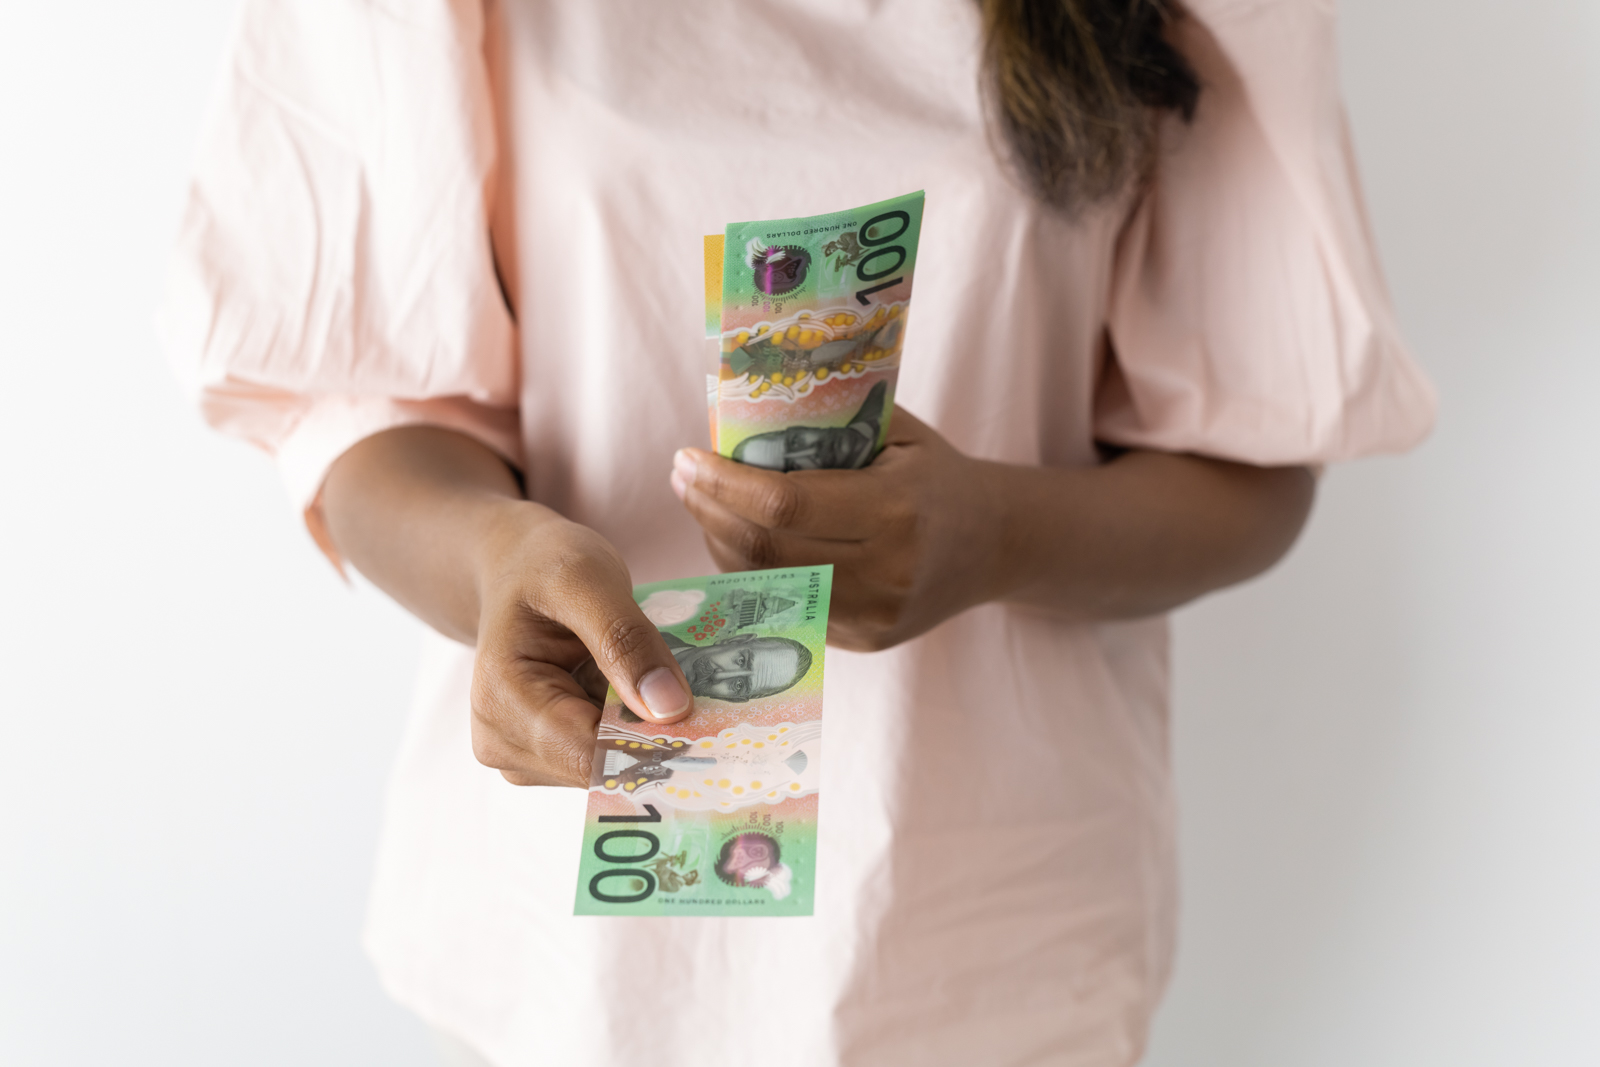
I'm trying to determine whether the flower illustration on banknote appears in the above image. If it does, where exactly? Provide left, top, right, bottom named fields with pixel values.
left=639, top=588, right=706, bottom=626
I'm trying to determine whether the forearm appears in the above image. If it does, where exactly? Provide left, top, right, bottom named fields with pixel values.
left=986, top=450, right=1316, bottom=620
left=320, top=426, right=556, bottom=645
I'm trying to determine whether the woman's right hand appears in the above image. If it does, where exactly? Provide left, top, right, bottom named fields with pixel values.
left=468, top=510, right=694, bottom=787
left=321, top=426, right=693, bottom=789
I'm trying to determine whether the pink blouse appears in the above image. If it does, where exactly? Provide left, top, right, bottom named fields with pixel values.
left=160, top=1, right=1433, bottom=1063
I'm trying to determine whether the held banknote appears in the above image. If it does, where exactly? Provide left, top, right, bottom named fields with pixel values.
left=574, top=566, right=833, bottom=917
left=704, top=191, right=924, bottom=469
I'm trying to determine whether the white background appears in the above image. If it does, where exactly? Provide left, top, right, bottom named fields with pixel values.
left=1, top=2, right=1595, bottom=1064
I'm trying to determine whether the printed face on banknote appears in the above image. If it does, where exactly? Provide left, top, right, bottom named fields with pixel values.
left=731, top=421, right=874, bottom=470
left=729, top=379, right=888, bottom=471
left=670, top=632, right=812, bottom=702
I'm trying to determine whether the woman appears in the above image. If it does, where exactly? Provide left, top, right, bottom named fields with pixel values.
left=160, top=0, right=1434, bottom=1063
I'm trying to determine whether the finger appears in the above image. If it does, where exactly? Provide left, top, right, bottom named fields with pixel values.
left=682, top=476, right=864, bottom=569
left=534, top=555, right=695, bottom=726
left=471, top=655, right=603, bottom=787
left=571, top=658, right=609, bottom=706
left=700, top=529, right=866, bottom=579
left=700, top=531, right=908, bottom=652
left=673, top=448, right=890, bottom=540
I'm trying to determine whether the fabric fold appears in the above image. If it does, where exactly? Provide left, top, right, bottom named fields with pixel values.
left=1099, top=0, right=1436, bottom=464
left=157, top=0, right=517, bottom=555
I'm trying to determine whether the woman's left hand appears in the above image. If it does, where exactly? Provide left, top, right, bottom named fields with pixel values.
left=670, top=409, right=1004, bottom=652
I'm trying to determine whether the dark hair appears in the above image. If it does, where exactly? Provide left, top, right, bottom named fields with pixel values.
left=978, top=0, right=1200, bottom=211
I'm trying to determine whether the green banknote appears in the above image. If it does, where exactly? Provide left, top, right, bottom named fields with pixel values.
left=704, top=191, right=925, bottom=468
left=575, top=566, right=833, bottom=917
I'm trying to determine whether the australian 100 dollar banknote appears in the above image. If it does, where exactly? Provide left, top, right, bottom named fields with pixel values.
left=704, top=191, right=924, bottom=469
left=575, top=566, right=833, bottom=917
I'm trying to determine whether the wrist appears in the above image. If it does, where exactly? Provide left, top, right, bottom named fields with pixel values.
left=470, top=496, right=567, bottom=610
left=968, top=458, right=1032, bottom=606
left=980, top=460, right=1092, bottom=610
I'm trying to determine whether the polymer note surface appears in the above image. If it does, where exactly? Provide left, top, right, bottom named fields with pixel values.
left=705, top=191, right=924, bottom=469
left=575, top=566, right=833, bottom=917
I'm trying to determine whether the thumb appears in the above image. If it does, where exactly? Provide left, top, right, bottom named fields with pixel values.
left=566, top=589, right=695, bottom=725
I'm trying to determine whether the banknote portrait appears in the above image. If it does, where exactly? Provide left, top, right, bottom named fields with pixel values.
left=667, top=631, right=812, bottom=702
left=619, top=631, right=813, bottom=723
left=731, top=379, right=888, bottom=471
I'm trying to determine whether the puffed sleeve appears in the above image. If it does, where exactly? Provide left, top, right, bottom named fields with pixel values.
left=157, top=0, right=518, bottom=563
left=1098, top=0, right=1436, bottom=464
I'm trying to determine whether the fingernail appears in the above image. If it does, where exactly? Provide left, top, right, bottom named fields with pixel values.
left=673, top=449, right=698, bottom=489
left=669, top=467, right=687, bottom=500
left=639, top=668, right=691, bottom=721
